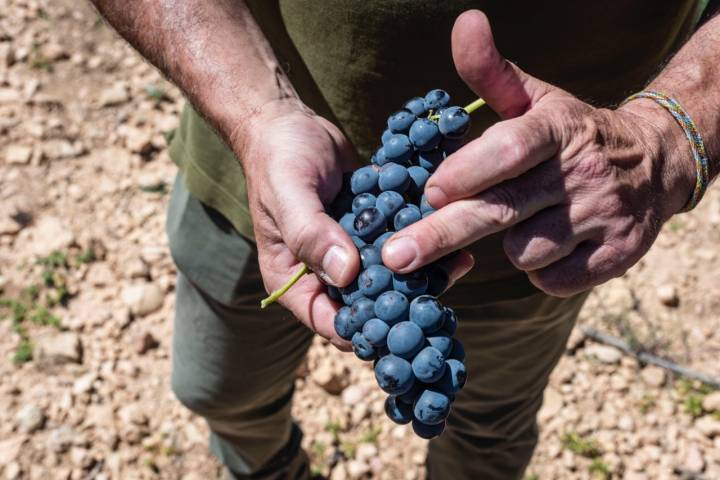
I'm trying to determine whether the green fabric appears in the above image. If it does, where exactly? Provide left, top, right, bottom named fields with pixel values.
left=167, top=0, right=704, bottom=282
left=166, top=174, right=588, bottom=479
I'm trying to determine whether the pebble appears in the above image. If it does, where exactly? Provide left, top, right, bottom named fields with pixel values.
left=695, top=416, right=720, bottom=438
left=136, top=331, right=159, bottom=354
left=656, top=285, right=679, bottom=307
left=346, top=460, right=370, bottom=479
left=342, top=385, right=369, bottom=406
left=585, top=344, right=623, bottom=364
left=702, top=391, right=720, bottom=412
left=311, top=363, right=347, bottom=395
left=119, top=404, right=149, bottom=426
left=4, top=461, right=21, bottom=480
left=121, top=282, right=164, bottom=316
left=618, top=414, right=636, bottom=432
left=30, top=216, right=75, bottom=257
left=538, top=387, right=564, bottom=423
left=683, top=444, right=706, bottom=473
left=640, top=366, right=666, bottom=388
left=99, top=82, right=129, bottom=107
left=0, top=437, right=23, bottom=465
left=47, top=426, right=76, bottom=453
left=3, top=145, right=33, bottom=164
left=72, top=373, right=97, bottom=395
left=34, top=331, right=82, bottom=365
left=15, top=404, right=45, bottom=433
left=355, top=443, right=378, bottom=463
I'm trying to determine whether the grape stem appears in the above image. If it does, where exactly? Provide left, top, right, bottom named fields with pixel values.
left=260, top=264, right=310, bottom=309
left=259, top=97, right=486, bottom=308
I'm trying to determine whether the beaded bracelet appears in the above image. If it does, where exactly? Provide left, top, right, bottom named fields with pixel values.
left=621, top=90, right=710, bottom=212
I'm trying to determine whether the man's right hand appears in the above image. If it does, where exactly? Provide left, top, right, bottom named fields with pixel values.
left=237, top=103, right=362, bottom=349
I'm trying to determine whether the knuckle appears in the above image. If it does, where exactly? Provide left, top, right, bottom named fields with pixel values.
left=481, top=185, right=520, bottom=227
left=490, top=125, right=528, bottom=169
left=529, top=270, right=575, bottom=298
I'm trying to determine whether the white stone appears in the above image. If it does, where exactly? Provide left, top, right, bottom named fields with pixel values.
left=683, top=444, right=706, bottom=473
left=73, top=373, right=97, bottom=395
left=696, top=416, right=720, bottom=437
left=4, top=461, right=21, bottom=480
left=656, top=285, right=679, bottom=307
left=3, top=145, right=32, bottom=164
left=346, top=460, right=370, bottom=479
left=31, top=217, right=74, bottom=257
left=119, top=404, right=149, bottom=426
left=618, top=414, right=636, bottom=432
left=585, top=344, right=623, bottom=364
left=47, top=426, right=76, bottom=453
left=311, top=363, right=347, bottom=395
left=341, top=385, right=369, bottom=406
left=15, top=404, right=45, bottom=433
left=121, top=282, right=164, bottom=316
left=702, top=391, right=720, bottom=412
left=538, top=387, right=564, bottom=423
left=0, top=437, right=23, bottom=466
left=355, top=443, right=378, bottom=463
left=640, top=366, right=666, bottom=388
left=99, top=82, right=129, bottom=107
left=35, top=332, right=82, bottom=364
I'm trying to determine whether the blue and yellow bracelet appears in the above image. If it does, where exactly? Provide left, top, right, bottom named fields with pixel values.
left=621, top=90, right=710, bottom=212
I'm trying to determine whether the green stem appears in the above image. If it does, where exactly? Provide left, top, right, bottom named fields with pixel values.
left=260, top=264, right=310, bottom=308
left=259, top=97, right=488, bottom=308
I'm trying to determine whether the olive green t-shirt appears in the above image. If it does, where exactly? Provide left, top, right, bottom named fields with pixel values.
left=168, top=0, right=707, bottom=284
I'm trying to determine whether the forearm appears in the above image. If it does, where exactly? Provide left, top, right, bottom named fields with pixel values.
left=626, top=14, right=720, bottom=184
left=90, top=0, right=303, bottom=155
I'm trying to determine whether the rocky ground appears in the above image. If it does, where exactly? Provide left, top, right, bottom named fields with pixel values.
left=0, top=1, right=719, bottom=479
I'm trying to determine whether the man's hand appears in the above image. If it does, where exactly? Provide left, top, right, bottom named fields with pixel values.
left=383, top=10, right=697, bottom=297
left=238, top=104, right=362, bottom=348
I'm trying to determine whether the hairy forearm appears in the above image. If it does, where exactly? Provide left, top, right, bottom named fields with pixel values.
left=90, top=0, right=303, bottom=153
left=632, top=14, right=720, bottom=182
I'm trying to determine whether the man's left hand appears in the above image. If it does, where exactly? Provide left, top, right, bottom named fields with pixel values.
left=383, top=10, right=696, bottom=297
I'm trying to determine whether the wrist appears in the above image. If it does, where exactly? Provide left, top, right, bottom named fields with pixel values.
left=617, top=99, right=697, bottom=220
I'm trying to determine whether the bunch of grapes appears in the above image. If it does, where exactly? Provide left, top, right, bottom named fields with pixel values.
left=326, top=89, right=476, bottom=439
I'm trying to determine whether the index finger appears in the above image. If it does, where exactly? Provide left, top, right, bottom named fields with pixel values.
left=426, top=108, right=560, bottom=208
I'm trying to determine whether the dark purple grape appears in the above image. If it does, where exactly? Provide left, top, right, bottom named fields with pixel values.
left=375, top=191, right=405, bottom=219
left=374, top=291, right=409, bottom=325
left=387, top=109, right=416, bottom=134
left=438, top=106, right=470, bottom=139
left=354, top=207, right=387, bottom=242
left=385, top=395, right=414, bottom=424
left=352, top=193, right=377, bottom=214
left=351, top=166, right=379, bottom=195
left=358, top=264, right=393, bottom=299
left=404, top=97, right=428, bottom=116
left=374, top=354, right=414, bottom=395
left=383, top=134, right=413, bottom=165
left=409, top=295, right=445, bottom=333
left=409, top=118, right=441, bottom=151
left=359, top=245, right=382, bottom=269
left=386, top=321, right=425, bottom=359
left=394, top=205, right=422, bottom=230
left=424, top=89, right=450, bottom=110
left=414, top=389, right=451, bottom=425
left=392, top=271, right=428, bottom=299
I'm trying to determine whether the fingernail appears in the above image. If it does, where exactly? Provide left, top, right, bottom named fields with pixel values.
left=322, top=245, right=349, bottom=285
left=425, top=186, right=449, bottom=207
left=384, top=236, right=418, bottom=270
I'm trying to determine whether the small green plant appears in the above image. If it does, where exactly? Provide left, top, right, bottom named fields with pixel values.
left=685, top=394, right=704, bottom=418
left=145, top=84, right=169, bottom=102
left=140, top=182, right=167, bottom=194
left=75, top=249, right=97, bottom=264
left=562, top=432, right=602, bottom=459
left=29, top=48, right=53, bottom=71
left=639, top=393, right=656, bottom=414
left=13, top=339, right=32, bottom=364
left=523, top=475, right=539, bottom=480
left=324, top=420, right=342, bottom=441
left=340, top=440, right=356, bottom=459
left=359, top=425, right=381, bottom=444
left=589, top=458, right=611, bottom=479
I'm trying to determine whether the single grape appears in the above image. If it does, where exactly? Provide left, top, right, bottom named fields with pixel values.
left=441, top=137, right=464, bottom=154
left=358, top=264, right=393, bottom=299
left=383, top=134, right=413, bottom=165
left=373, top=231, right=394, bottom=250
left=375, top=190, right=405, bottom=219
left=409, top=118, right=441, bottom=151
left=327, top=285, right=342, bottom=302
left=385, top=395, right=414, bottom=424
left=413, top=389, right=451, bottom=425
left=412, top=346, right=447, bottom=383
left=374, top=354, right=415, bottom=395
left=426, top=330, right=453, bottom=359
left=386, top=321, right=425, bottom=359
left=352, top=193, right=377, bottom=214
left=392, top=271, right=428, bottom=299
left=340, top=280, right=363, bottom=305
left=359, top=245, right=382, bottom=269
left=339, top=212, right=358, bottom=236
left=354, top=207, right=387, bottom=242
left=434, top=358, right=467, bottom=394
left=334, top=306, right=355, bottom=340
left=419, top=194, right=434, bottom=215
left=351, top=166, right=380, bottom=195
left=351, top=236, right=366, bottom=248
left=404, top=97, right=427, bottom=116
left=387, top=109, right=416, bottom=134
left=374, top=291, right=409, bottom=325
left=416, top=149, right=445, bottom=171
left=448, top=338, right=465, bottom=361
left=409, top=295, right=445, bottom=333
left=424, top=89, right=450, bottom=110
left=394, top=205, right=422, bottom=230
left=440, top=307, right=457, bottom=335
left=381, top=128, right=394, bottom=144
left=372, top=146, right=390, bottom=166
left=412, top=418, right=446, bottom=439
left=407, top=166, right=430, bottom=197
left=379, top=162, right=411, bottom=193
left=351, top=297, right=376, bottom=324
left=438, top=106, right=470, bottom=138
left=362, top=318, right=390, bottom=346
left=352, top=332, right=377, bottom=361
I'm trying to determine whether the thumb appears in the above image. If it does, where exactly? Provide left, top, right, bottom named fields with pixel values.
left=277, top=190, right=360, bottom=288
left=452, top=10, right=553, bottom=119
